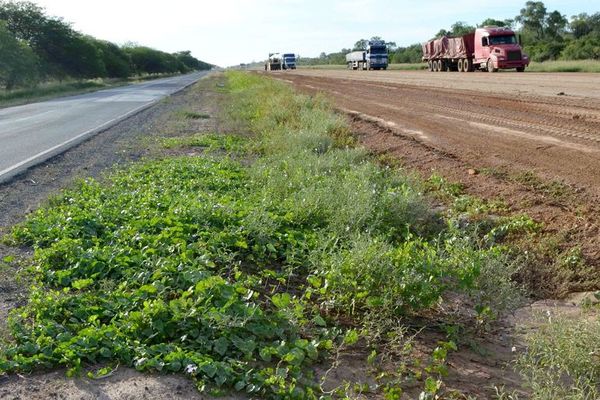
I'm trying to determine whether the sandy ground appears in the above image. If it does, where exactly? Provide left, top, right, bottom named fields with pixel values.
left=282, top=69, right=600, bottom=99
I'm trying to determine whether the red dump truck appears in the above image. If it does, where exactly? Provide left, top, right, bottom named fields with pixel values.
left=422, top=27, right=529, bottom=72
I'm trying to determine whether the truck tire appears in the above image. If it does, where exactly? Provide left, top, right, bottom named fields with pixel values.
left=458, top=59, right=464, bottom=72
left=487, top=59, right=498, bottom=73
left=464, top=58, right=473, bottom=72
left=516, top=67, right=525, bottom=72
left=428, top=61, right=433, bottom=72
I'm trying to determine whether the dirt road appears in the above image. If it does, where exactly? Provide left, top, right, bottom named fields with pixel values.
left=280, top=70, right=600, bottom=194
left=276, top=69, right=600, bottom=295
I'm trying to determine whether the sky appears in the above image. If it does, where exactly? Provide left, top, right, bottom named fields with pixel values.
left=30, top=0, right=598, bottom=67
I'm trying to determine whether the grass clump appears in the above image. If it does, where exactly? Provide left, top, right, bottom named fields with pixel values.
left=517, top=313, right=600, bottom=399
left=176, top=110, right=211, bottom=120
left=527, top=60, right=600, bottom=73
left=0, top=72, right=524, bottom=398
left=0, top=80, right=109, bottom=107
left=161, top=133, right=246, bottom=153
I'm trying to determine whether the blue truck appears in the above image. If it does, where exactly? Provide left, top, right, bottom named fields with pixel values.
left=346, top=40, right=388, bottom=70
left=282, top=53, right=297, bottom=70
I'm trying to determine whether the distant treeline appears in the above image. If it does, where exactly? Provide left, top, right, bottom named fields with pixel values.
left=0, top=1, right=212, bottom=90
left=300, top=1, right=600, bottom=65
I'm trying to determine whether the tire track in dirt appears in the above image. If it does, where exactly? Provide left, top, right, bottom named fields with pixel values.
left=278, top=73, right=600, bottom=194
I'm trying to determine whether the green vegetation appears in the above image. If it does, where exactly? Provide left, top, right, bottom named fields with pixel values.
left=0, top=80, right=111, bottom=107
left=0, top=1, right=211, bottom=91
left=515, top=312, right=600, bottom=399
left=0, top=72, right=528, bottom=398
left=527, top=59, right=600, bottom=72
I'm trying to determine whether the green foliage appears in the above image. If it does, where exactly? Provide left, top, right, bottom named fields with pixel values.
left=479, top=18, right=514, bottom=28
left=0, top=20, right=38, bottom=89
left=434, top=21, right=476, bottom=38
left=517, top=313, right=600, bottom=399
left=91, top=39, right=132, bottom=78
left=161, top=133, right=246, bottom=153
left=0, top=1, right=210, bottom=89
left=570, top=13, right=600, bottom=39
left=516, top=1, right=549, bottom=40
left=561, top=32, right=600, bottom=60
left=124, top=45, right=181, bottom=75
left=390, top=44, right=422, bottom=64
left=3, top=157, right=327, bottom=398
left=527, top=59, right=600, bottom=72
left=0, top=80, right=107, bottom=105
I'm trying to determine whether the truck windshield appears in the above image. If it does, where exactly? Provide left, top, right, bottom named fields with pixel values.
left=370, top=47, right=387, bottom=55
left=283, top=54, right=295, bottom=59
left=489, top=35, right=517, bottom=45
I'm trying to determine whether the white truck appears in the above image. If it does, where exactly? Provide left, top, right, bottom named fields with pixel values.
left=265, top=53, right=282, bottom=71
left=346, top=40, right=389, bottom=70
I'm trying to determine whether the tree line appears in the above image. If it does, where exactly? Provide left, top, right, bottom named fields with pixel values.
left=300, top=1, right=600, bottom=65
left=0, top=1, right=212, bottom=90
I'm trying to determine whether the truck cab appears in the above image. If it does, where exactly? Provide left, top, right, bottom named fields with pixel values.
left=474, top=27, right=529, bottom=72
left=282, top=53, right=297, bottom=70
left=366, top=40, right=388, bottom=70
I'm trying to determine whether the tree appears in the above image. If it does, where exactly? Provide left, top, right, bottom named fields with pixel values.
left=354, top=37, right=395, bottom=51
left=92, top=39, right=131, bottom=78
left=546, top=10, right=568, bottom=38
left=516, top=1, right=547, bottom=39
left=0, top=21, right=38, bottom=89
left=353, top=39, right=368, bottom=51
left=570, top=13, right=600, bottom=39
left=391, top=44, right=422, bottom=63
left=434, top=22, right=476, bottom=38
left=479, top=18, right=514, bottom=28
left=561, top=31, right=600, bottom=60
left=450, top=21, right=476, bottom=36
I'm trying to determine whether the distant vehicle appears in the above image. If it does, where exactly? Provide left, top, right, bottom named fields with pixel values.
left=422, top=27, right=529, bottom=72
left=282, top=53, right=297, bottom=70
left=346, top=40, right=388, bottom=70
left=265, top=53, right=282, bottom=71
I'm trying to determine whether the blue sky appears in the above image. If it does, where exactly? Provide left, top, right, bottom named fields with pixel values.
left=31, top=0, right=598, bottom=67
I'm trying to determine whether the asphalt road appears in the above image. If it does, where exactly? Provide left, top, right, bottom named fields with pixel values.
left=0, top=71, right=208, bottom=183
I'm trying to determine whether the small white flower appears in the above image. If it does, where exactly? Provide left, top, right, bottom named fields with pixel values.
left=185, top=364, right=198, bottom=374
left=511, top=346, right=517, bottom=353
left=134, top=357, right=147, bottom=367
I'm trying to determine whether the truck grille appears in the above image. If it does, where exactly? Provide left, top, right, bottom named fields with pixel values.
left=507, top=50, right=522, bottom=61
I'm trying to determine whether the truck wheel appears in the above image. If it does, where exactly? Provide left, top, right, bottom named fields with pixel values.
left=464, top=58, right=473, bottom=72
left=487, top=59, right=498, bottom=73
left=428, top=61, right=433, bottom=72
left=516, top=67, right=525, bottom=72
left=458, top=59, right=464, bottom=72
